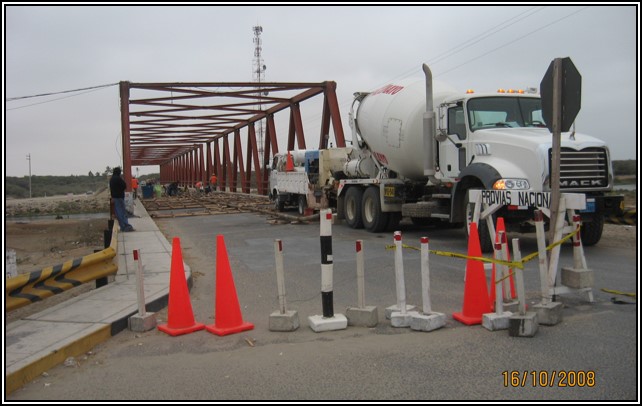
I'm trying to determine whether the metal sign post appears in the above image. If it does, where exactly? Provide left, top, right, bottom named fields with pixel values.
left=540, top=57, right=582, bottom=247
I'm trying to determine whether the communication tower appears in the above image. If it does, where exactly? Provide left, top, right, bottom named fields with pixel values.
left=252, top=25, right=267, bottom=166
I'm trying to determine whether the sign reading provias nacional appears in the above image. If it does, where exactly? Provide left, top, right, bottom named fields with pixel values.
left=469, top=190, right=587, bottom=211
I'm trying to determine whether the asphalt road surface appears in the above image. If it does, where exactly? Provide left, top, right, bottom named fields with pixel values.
left=6, top=212, right=638, bottom=401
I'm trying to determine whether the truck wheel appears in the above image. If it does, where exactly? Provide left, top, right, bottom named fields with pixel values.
left=298, top=195, right=307, bottom=216
left=362, top=186, right=389, bottom=232
left=344, top=187, right=364, bottom=229
left=580, top=213, right=604, bottom=246
left=273, top=192, right=285, bottom=212
left=464, top=189, right=494, bottom=253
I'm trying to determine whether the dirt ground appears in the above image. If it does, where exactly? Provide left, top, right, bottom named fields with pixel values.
left=4, top=191, right=637, bottom=324
left=5, top=188, right=113, bottom=273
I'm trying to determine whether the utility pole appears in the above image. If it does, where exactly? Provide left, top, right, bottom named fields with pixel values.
left=26, top=153, right=32, bottom=198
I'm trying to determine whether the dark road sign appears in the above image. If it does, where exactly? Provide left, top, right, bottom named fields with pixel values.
left=540, top=57, right=582, bottom=132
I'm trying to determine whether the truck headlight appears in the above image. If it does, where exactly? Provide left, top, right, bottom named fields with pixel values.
left=493, top=179, right=530, bottom=190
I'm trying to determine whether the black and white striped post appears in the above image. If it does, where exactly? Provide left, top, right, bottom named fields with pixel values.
left=308, top=209, right=347, bottom=332
left=320, top=210, right=334, bottom=318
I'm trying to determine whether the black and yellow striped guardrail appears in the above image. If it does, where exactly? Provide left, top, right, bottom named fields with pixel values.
left=606, top=207, right=636, bottom=225
left=5, top=227, right=119, bottom=312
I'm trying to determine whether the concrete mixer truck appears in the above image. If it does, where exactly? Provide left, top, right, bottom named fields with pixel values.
left=269, top=63, right=622, bottom=252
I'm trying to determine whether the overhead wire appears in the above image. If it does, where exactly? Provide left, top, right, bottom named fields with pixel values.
left=6, top=82, right=118, bottom=102
left=6, top=84, right=118, bottom=111
left=301, top=6, right=588, bottom=130
left=382, top=6, right=547, bottom=85
left=439, top=6, right=590, bottom=77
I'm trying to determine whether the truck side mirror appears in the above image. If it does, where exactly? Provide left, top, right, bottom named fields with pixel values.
left=435, top=129, right=448, bottom=142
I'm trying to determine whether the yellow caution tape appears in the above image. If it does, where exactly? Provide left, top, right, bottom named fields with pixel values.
left=601, top=288, right=636, bottom=298
left=385, top=227, right=580, bottom=272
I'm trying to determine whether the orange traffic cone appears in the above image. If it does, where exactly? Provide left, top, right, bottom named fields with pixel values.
left=205, top=235, right=254, bottom=336
left=158, top=237, right=205, bottom=336
left=490, top=217, right=516, bottom=310
left=453, top=222, right=492, bottom=325
left=285, top=151, right=294, bottom=171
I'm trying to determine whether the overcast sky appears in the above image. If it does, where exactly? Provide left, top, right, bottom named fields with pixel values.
left=3, top=4, right=639, bottom=178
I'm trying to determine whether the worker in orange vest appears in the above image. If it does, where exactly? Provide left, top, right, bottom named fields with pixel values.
left=131, top=177, right=139, bottom=199
left=210, top=174, right=217, bottom=191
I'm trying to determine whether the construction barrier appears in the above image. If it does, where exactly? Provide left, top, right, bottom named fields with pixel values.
left=308, top=209, right=347, bottom=332
left=269, top=239, right=300, bottom=331
left=205, top=235, right=254, bottom=336
left=384, top=226, right=579, bottom=272
left=452, top=222, right=492, bottom=325
left=158, top=237, right=205, bottom=336
left=606, top=207, right=636, bottom=225
left=5, top=227, right=119, bottom=312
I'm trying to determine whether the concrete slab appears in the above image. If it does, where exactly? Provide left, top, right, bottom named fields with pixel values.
left=509, top=312, right=539, bottom=337
left=410, top=312, right=446, bottom=332
left=532, top=301, right=563, bottom=325
left=129, top=312, right=157, bottom=332
left=562, top=267, right=594, bottom=289
left=24, top=297, right=136, bottom=323
left=482, top=311, right=513, bottom=331
left=5, top=320, right=111, bottom=394
left=502, top=300, right=520, bottom=313
left=308, top=314, right=348, bottom=332
left=385, top=304, right=416, bottom=319
left=346, top=306, right=378, bottom=327
left=390, top=310, right=415, bottom=328
left=269, top=310, right=300, bottom=331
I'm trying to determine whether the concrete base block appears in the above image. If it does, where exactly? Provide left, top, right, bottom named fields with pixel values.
left=482, top=311, right=512, bottom=331
left=385, top=304, right=416, bottom=319
left=346, top=306, right=378, bottom=327
left=532, top=301, right=563, bottom=325
left=308, top=314, right=348, bottom=332
left=128, top=312, right=157, bottom=332
left=390, top=310, right=416, bottom=328
left=509, top=312, right=539, bottom=337
left=562, top=267, right=594, bottom=289
left=410, top=312, right=446, bottom=332
left=502, top=300, right=520, bottom=313
left=269, top=310, right=300, bottom=332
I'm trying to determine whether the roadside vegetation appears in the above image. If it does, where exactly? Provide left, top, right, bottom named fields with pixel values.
left=5, top=169, right=159, bottom=199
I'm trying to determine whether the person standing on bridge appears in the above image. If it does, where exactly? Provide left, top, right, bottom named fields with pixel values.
left=110, top=167, right=135, bottom=232
left=131, top=176, right=139, bottom=200
left=207, top=173, right=217, bottom=194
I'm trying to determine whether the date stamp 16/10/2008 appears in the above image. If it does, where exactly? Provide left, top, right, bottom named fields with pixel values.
left=502, top=370, right=596, bottom=388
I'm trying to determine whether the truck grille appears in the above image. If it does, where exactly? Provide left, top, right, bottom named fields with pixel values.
left=549, top=147, right=609, bottom=189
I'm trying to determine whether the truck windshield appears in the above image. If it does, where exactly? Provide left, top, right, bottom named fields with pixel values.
left=467, top=96, right=545, bottom=131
